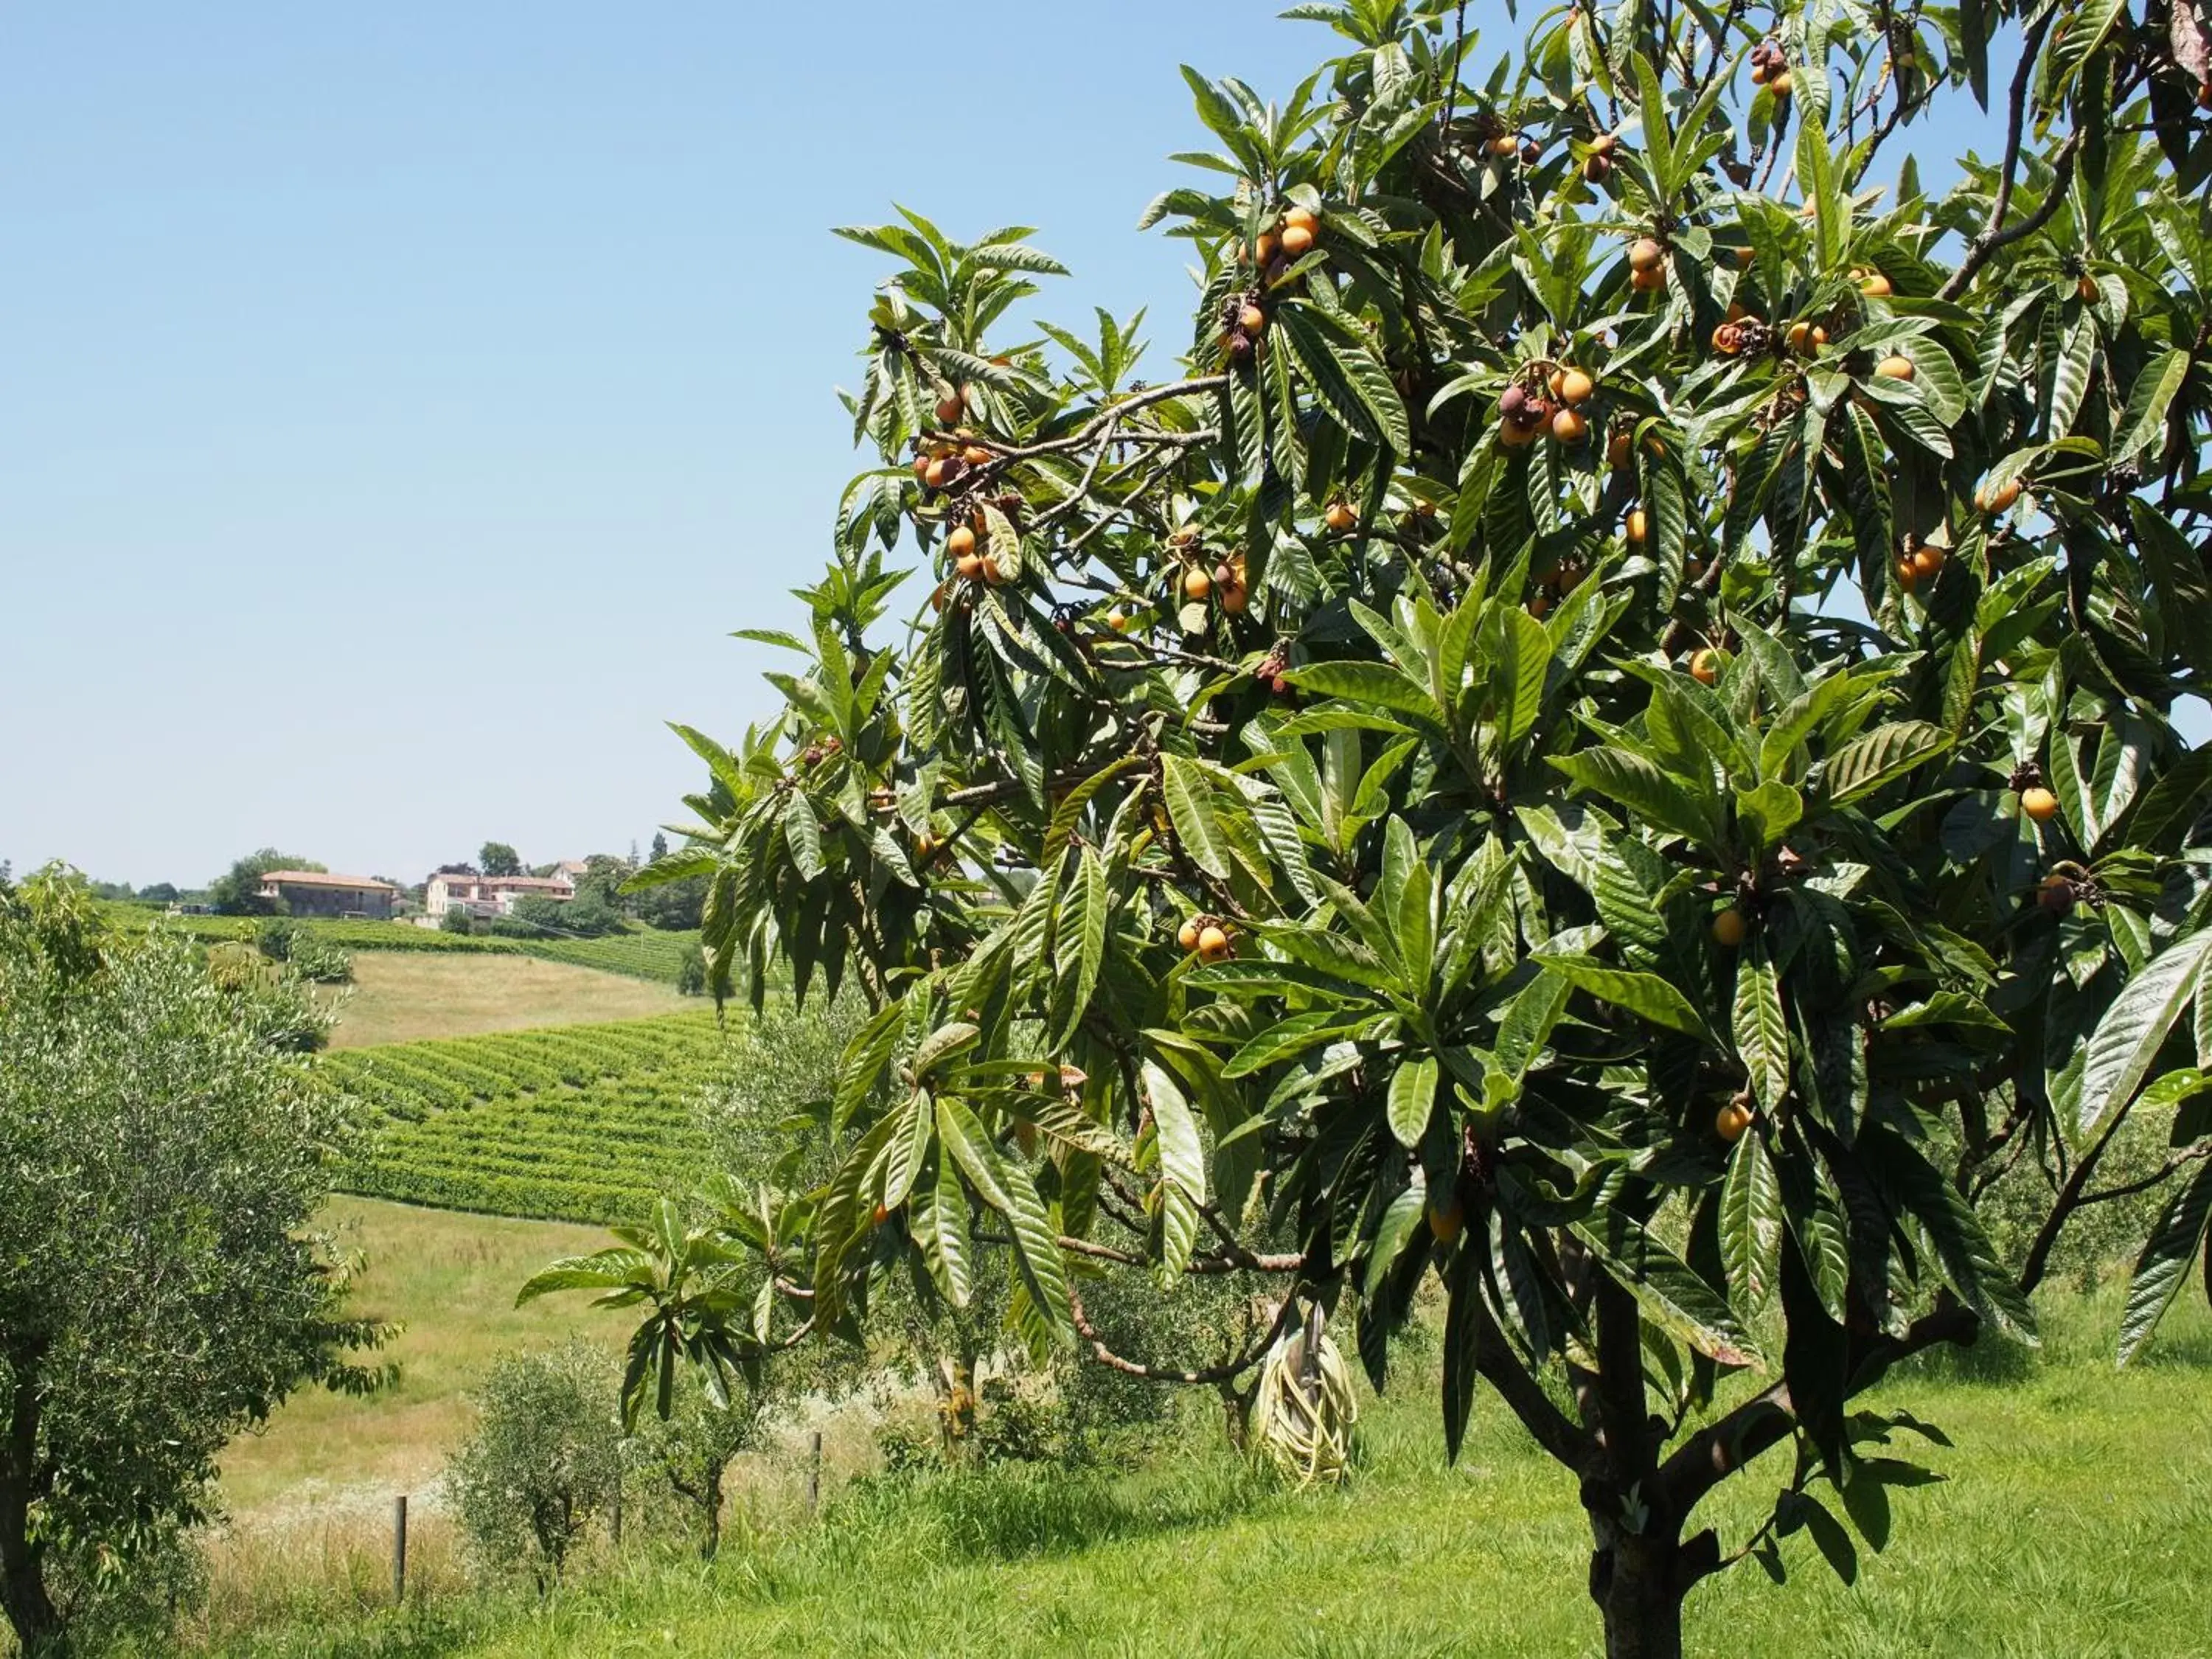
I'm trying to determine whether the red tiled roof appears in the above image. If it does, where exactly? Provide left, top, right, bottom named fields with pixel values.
left=259, top=871, right=397, bottom=892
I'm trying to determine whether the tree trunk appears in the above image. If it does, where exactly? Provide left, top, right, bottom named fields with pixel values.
left=700, top=1461, right=724, bottom=1560
left=0, top=1341, right=62, bottom=1658
left=1590, top=1530, right=1686, bottom=1659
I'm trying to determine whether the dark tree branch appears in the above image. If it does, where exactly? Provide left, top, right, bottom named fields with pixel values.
left=1068, top=1284, right=1295, bottom=1384
left=1658, top=1300, right=1980, bottom=1523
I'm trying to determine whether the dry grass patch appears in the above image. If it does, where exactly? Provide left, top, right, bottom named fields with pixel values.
left=324, top=955, right=684, bottom=1048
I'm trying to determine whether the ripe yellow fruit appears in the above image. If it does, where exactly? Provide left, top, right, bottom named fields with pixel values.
left=961, top=444, right=992, bottom=467
left=1557, top=368, right=1595, bottom=405
left=1220, top=575, right=1250, bottom=614
left=1489, top=134, right=1520, bottom=156
left=1239, top=304, right=1267, bottom=334
left=1690, top=648, right=1721, bottom=686
left=1177, top=917, right=1202, bottom=952
left=924, top=455, right=961, bottom=489
left=1528, top=591, right=1553, bottom=618
left=1500, top=417, right=1540, bottom=448
left=1858, top=271, right=1893, bottom=297
left=1786, top=320, right=1815, bottom=352
left=1715, top=1100, right=1754, bottom=1142
left=1283, top=206, right=1319, bottom=234
left=1627, top=237, right=1666, bottom=271
left=1106, top=608, right=1133, bottom=633
left=1324, top=500, right=1357, bottom=533
left=1977, top=477, right=2023, bottom=514
left=1911, top=544, right=1946, bottom=580
left=1607, top=430, right=1633, bottom=469
left=2076, top=274, right=2098, bottom=302
left=934, top=390, right=966, bottom=425
left=2038, top=873, right=2075, bottom=913
left=1769, top=70, right=1792, bottom=97
left=1256, top=231, right=1280, bottom=265
left=981, top=554, right=1006, bottom=586
left=2021, top=786, right=2060, bottom=823
left=1893, top=555, right=1919, bottom=591
left=1197, top=924, right=1232, bottom=963
left=947, top=524, right=975, bottom=560
left=1711, top=323, right=1744, bottom=355
left=1428, top=1193, right=1466, bottom=1246
left=956, top=550, right=984, bottom=581
left=1183, top=566, right=1213, bottom=601
left=1551, top=407, right=1589, bottom=443
left=1280, top=223, right=1315, bottom=257
left=1630, top=265, right=1666, bottom=293
left=1711, top=906, right=1747, bottom=945
left=1875, top=355, right=1916, bottom=381
left=1735, top=246, right=1757, bottom=268
left=1625, top=507, right=1649, bottom=543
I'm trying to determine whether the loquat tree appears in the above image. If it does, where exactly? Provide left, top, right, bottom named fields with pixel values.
left=624, top=1, right=2212, bottom=1652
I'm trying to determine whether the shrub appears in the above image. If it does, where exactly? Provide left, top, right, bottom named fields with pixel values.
left=439, top=905, right=473, bottom=935
left=288, top=940, right=353, bottom=984
left=255, top=916, right=298, bottom=962
left=445, top=1342, right=623, bottom=1590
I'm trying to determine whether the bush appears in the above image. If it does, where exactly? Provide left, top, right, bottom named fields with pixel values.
left=446, top=1343, right=623, bottom=1590
left=289, top=940, right=353, bottom=984
left=439, top=905, right=473, bottom=935
left=255, top=917, right=298, bottom=962
left=675, top=950, right=706, bottom=996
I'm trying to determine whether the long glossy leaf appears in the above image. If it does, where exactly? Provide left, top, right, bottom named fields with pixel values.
left=1572, top=1209, right=1761, bottom=1367
left=2076, top=930, right=2212, bottom=1138
left=1720, top=1130, right=1784, bottom=1308
left=2116, top=1162, right=2212, bottom=1366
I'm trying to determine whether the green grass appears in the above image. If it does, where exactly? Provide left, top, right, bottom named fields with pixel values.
left=218, top=1198, right=632, bottom=1517
left=327, top=955, right=685, bottom=1049
left=195, top=1291, right=2212, bottom=1659
left=329, top=1012, right=729, bottom=1222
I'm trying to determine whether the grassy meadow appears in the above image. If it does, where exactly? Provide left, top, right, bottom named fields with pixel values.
left=191, top=1290, right=2212, bottom=1659
left=218, top=1198, right=633, bottom=1517
left=325, top=954, right=684, bottom=1048
left=159, top=961, right=2211, bottom=1658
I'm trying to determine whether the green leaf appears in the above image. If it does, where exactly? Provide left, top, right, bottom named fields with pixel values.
left=2116, top=1162, right=2212, bottom=1366
left=1860, top=1124, right=2037, bottom=1342
left=2133, top=500, right=2212, bottom=678
left=781, top=790, right=825, bottom=880
left=911, top=1020, right=981, bottom=1082
left=1145, top=1060, right=1207, bottom=1284
left=1733, top=939, right=1790, bottom=1113
left=1051, top=851, right=1111, bottom=1051
left=1275, top=300, right=1411, bottom=454
left=1720, top=1130, right=1784, bottom=1307
left=1387, top=1054, right=1440, bottom=1148
left=1547, top=748, right=1722, bottom=849
left=1572, top=1209, right=1761, bottom=1367
left=1824, top=722, right=1950, bottom=807
left=1161, top=754, right=1233, bottom=879
left=1284, top=659, right=1442, bottom=723
left=2076, top=931, right=2212, bottom=1138
left=917, top=1154, right=975, bottom=1308
left=2111, top=348, right=2189, bottom=464
left=1544, top=953, right=1715, bottom=1040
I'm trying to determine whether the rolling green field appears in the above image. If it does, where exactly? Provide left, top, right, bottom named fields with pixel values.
left=330, top=1010, right=728, bottom=1222
left=195, top=1292, right=2212, bottom=1659
left=102, top=906, right=703, bottom=986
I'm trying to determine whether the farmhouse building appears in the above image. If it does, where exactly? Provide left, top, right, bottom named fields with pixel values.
left=426, top=870, right=577, bottom=919
left=257, top=870, right=400, bottom=920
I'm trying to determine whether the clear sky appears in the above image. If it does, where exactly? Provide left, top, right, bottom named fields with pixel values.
left=2, top=7, right=2183, bottom=889
left=1, top=2, right=1321, bottom=888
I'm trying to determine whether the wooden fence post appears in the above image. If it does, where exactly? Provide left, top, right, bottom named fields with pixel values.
left=807, top=1429, right=824, bottom=1516
left=391, top=1495, right=408, bottom=1605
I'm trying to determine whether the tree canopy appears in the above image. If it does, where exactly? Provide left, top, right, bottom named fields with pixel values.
left=0, top=868, right=384, bottom=1655
left=632, top=1, right=2212, bottom=1650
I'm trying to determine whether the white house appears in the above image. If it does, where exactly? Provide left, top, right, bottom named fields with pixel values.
left=425, top=870, right=577, bottom=920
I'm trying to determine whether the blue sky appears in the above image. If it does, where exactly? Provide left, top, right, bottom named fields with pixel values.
left=1, top=2, right=1325, bottom=886
left=0, top=6, right=2163, bottom=888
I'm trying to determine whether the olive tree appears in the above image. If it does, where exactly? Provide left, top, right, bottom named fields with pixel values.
left=0, top=868, right=384, bottom=1655
left=635, top=3, right=2212, bottom=1651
